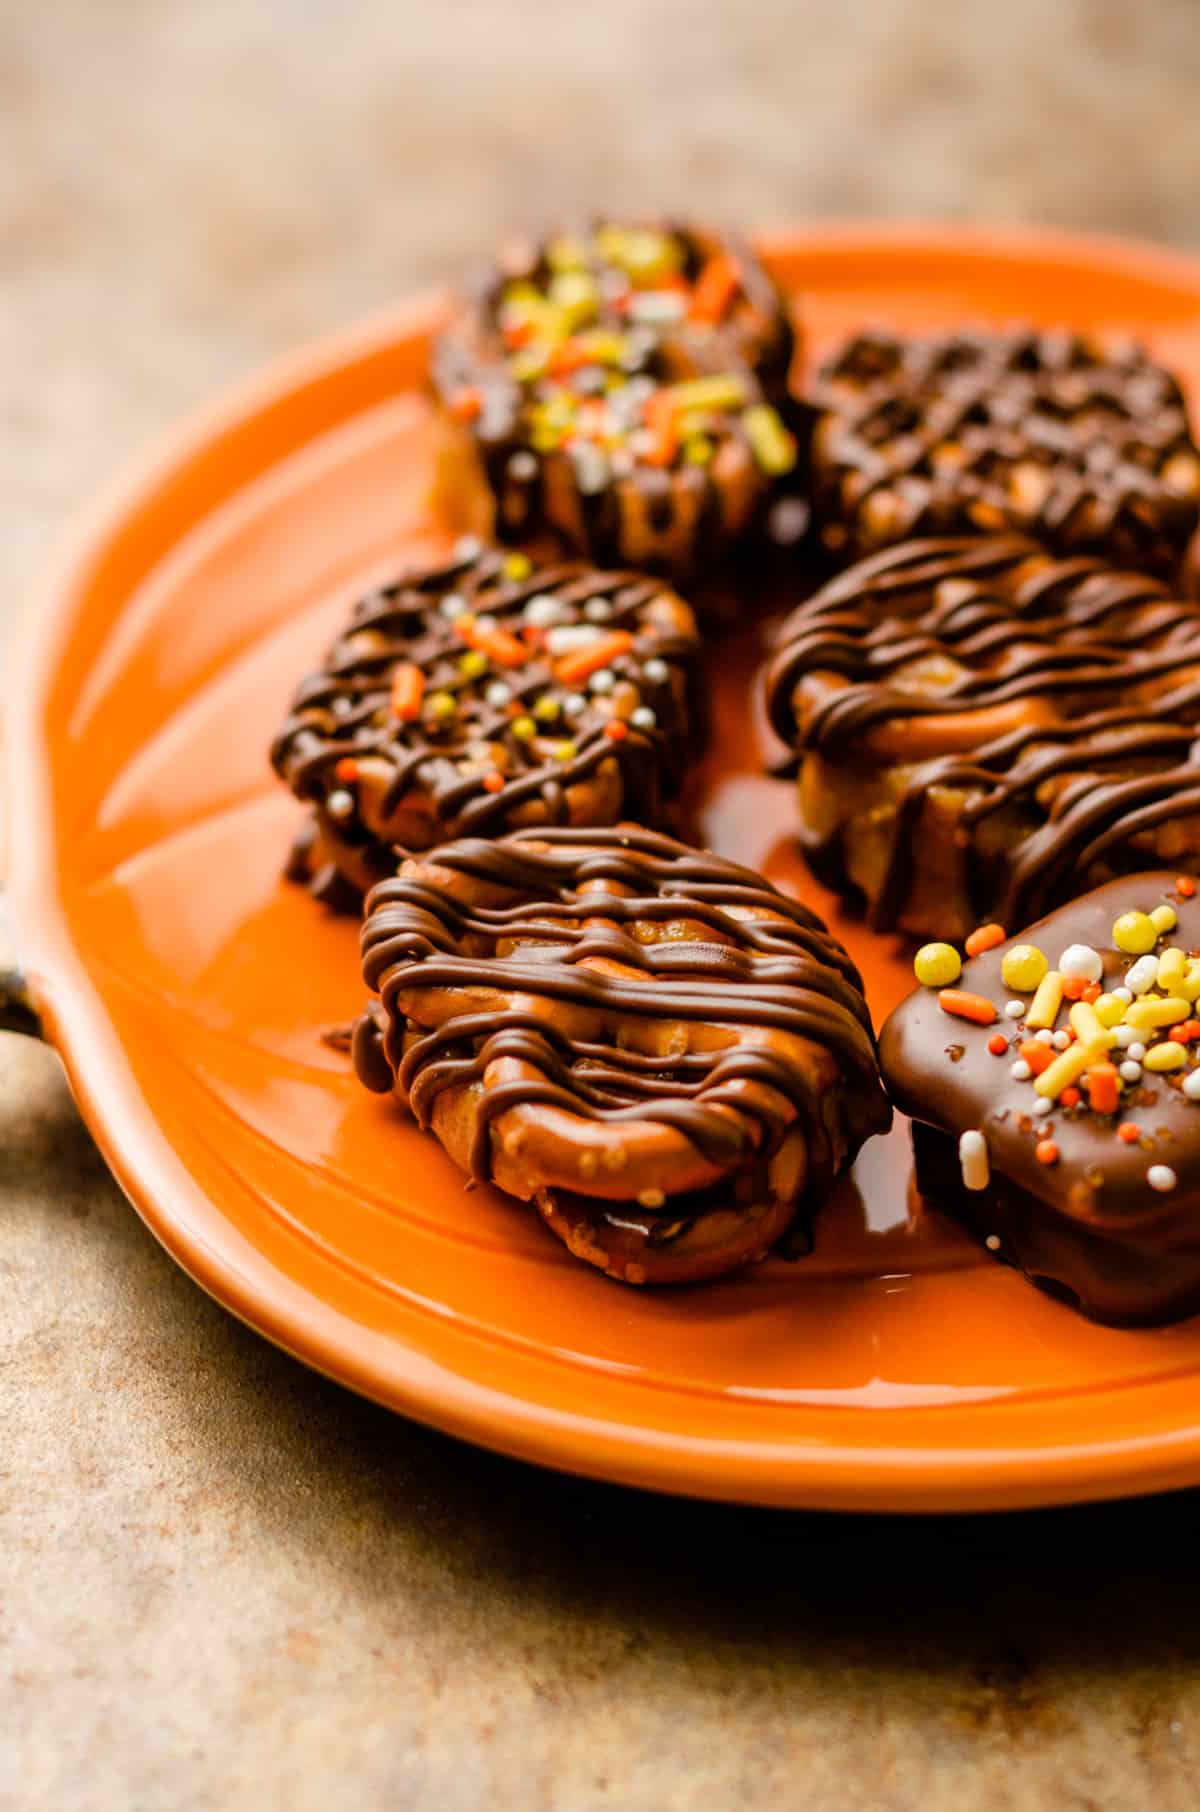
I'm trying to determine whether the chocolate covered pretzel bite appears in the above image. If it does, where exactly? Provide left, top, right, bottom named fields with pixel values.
left=764, top=535, right=1200, bottom=942
left=811, top=328, right=1200, bottom=587
left=432, top=221, right=803, bottom=580
left=353, top=826, right=890, bottom=1285
left=881, top=873, right=1200, bottom=1324
left=271, top=542, right=701, bottom=904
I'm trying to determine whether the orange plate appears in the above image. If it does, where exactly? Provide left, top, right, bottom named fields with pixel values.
left=13, top=224, right=1200, bottom=1513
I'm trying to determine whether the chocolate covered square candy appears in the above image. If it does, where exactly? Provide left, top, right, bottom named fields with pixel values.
left=880, top=873, right=1200, bottom=1324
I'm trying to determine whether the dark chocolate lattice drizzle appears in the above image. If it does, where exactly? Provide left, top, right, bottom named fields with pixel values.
left=811, top=329, right=1200, bottom=582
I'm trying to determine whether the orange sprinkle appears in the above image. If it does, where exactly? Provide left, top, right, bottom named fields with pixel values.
left=1085, top=1062, right=1120, bottom=1116
left=938, top=989, right=997, bottom=1026
left=334, top=756, right=360, bottom=783
left=965, top=922, right=1006, bottom=958
left=1180, top=1019, right=1200, bottom=1042
left=503, top=320, right=535, bottom=350
left=689, top=253, right=741, bottom=324
left=604, top=719, right=629, bottom=741
left=987, top=1033, right=1008, bottom=1056
left=481, top=771, right=505, bottom=794
left=1035, top=1140, right=1060, bottom=1166
left=1178, top=876, right=1196, bottom=898
left=1059, top=1086, right=1081, bottom=1109
left=462, top=621, right=529, bottom=669
left=549, top=338, right=591, bottom=378
left=389, top=661, right=425, bottom=722
left=448, top=385, right=483, bottom=423
left=521, top=623, right=543, bottom=645
left=1062, top=975, right=1089, bottom=1001
left=1118, top=1121, right=1142, bottom=1144
left=1019, top=1040, right=1055, bottom=1076
left=1082, top=981, right=1102, bottom=1003
left=554, top=629, right=635, bottom=687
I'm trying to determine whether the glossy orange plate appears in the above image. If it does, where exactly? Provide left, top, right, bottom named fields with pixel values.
left=14, top=224, right=1200, bottom=1512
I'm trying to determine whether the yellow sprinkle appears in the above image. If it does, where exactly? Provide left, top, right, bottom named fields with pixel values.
left=554, top=740, right=579, bottom=761
left=1124, top=995, right=1190, bottom=1031
left=1112, top=911, right=1158, bottom=956
left=1151, top=904, right=1179, bottom=934
left=1182, top=961, right=1200, bottom=1003
left=458, top=649, right=489, bottom=678
left=743, top=404, right=798, bottom=477
left=1094, top=993, right=1128, bottom=1027
left=1035, top=1037, right=1113, bottom=1100
left=1157, top=947, right=1188, bottom=988
left=1001, top=944, right=1048, bottom=993
left=427, top=690, right=457, bottom=721
left=1145, top=1041, right=1188, bottom=1073
left=1025, top=970, right=1064, bottom=1031
left=664, top=373, right=748, bottom=414
left=510, top=715, right=536, bottom=742
left=913, top=943, right=962, bottom=988
left=1069, top=1001, right=1112, bottom=1048
left=503, top=552, right=533, bottom=581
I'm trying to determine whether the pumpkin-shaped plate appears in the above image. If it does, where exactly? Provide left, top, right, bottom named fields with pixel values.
left=13, top=224, right=1200, bottom=1511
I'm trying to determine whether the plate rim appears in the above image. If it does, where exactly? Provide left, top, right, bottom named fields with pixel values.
left=14, top=220, right=1200, bottom=1513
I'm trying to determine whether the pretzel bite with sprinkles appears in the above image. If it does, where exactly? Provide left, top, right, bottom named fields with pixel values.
left=764, top=534, right=1200, bottom=942
left=432, top=221, right=803, bottom=581
left=271, top=541, right=701, bottom=905
left=880, top=873, right=1200, bottom=1324
left=352, top=825, right=891, bottom=1285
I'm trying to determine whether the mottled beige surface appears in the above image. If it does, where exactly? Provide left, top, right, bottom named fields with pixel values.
left=6, top=3, right=1200, bottom=1807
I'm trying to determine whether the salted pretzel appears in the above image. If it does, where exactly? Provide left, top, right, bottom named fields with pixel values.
left=353, top=825, right=890, bottom=1285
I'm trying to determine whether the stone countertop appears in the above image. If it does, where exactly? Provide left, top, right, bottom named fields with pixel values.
left=6, top=3, right=1200, bottom=1807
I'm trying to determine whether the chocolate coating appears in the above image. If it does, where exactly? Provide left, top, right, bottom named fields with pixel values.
left=764, top=535, right=1200, bottom=934
left=811, top=328, right=1200, bottom=586
left=271, top=542, right=701, bottom=901
left=432, top=221, right=804, bottom=579
left=354, top=825, right=891, bottom=1285
left=879, top=872, right=1200, bottom=1324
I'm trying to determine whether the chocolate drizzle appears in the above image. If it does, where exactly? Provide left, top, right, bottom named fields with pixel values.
left=811, top=329, right=1200, bottom=584
left=355, top=826, right=889, bottom=1220
left=271, top=543, right=700, bottom=893
left=765, top=536, right=1200, bottom=930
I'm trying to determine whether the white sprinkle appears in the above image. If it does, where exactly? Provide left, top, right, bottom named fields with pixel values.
left=1113, top=1024, right=1137, bottom=1049
left=628, top=290, right=687, bottom=325
left=440, top=591, right=470, bottom=620
left=1128, top=1042, right=1147, bottom=1063
left=1010, top=1060, right=1033, bottom=1082
left=484, top=681, right=512, bottom=708
left=325, top=789, right=355, bottom=821
left=642, top=658, right=670, bottom=685
left=1120, top=1061, right=1143, bottom=1084
left=546, top=623, right=603, bottom=654
left=1052, top=1030, right=1071, bottom=1051
left=562, top=693, right=588, bottom=719
left=453, top=535, right=483, bottom=561
left=630, top=706, right=658, bottom=730
left=474, top=614, right=498, bottom=635
left=1035, top=1029, right=1055, bottom=1046
left=523, top=593, right=566, bottom=628
left=1059, top=944, right=1103, bottom=983
left=1033, top=1098, right=1053, bottom=1117
left=959, top=1129, right=990, bottom=1191
left=508, top=450, right=538, bottom=481
left=1126, top=955, right=1160, bottom=995
left=1184, top=1069, right=1200, bottom=1101
left=572, top=442, right=611, bottom=495
left=589, top=669, right=616, bottom=694
left=985, top=1234, right=1002, bottom=1252
left=1005, top=1000, right=1026, bottom=1020
left=1112, top=986, right=1133, bottom=1004
left=1148, top=1165, right=1178, bottom=1193
left=584, top=597, right=613, bottom=623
